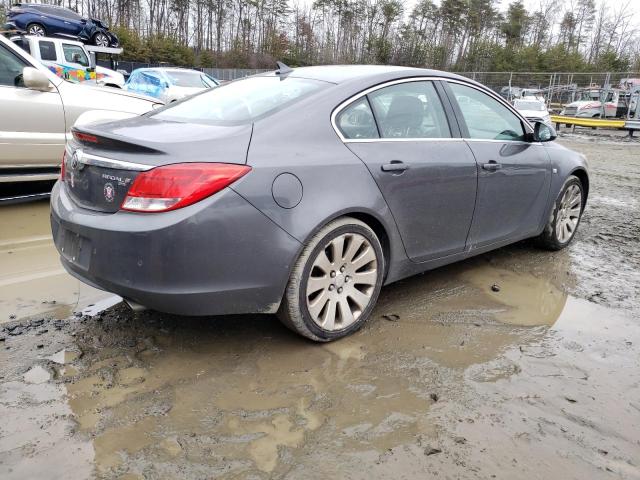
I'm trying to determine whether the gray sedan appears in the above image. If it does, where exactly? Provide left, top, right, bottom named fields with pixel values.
left=50, top=65, right=589, bottom=341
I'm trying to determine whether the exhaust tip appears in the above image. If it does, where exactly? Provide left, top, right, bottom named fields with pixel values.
left=124, top=298, right=147, bottom=312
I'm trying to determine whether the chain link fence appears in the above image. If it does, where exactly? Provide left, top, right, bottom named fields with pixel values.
left=106, top=61, right=269, bottom=81
left=457, top=71, right=640, bottom=111
left=103, top=61, right=640, bottom=117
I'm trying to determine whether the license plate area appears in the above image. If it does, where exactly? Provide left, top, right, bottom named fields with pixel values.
left=59, top=228, right=92, bottom=270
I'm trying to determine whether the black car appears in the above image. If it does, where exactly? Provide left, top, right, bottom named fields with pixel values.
left=7, top=3, right=118, bottom=47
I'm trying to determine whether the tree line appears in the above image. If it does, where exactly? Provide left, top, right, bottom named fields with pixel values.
left=2, top=0, right=639, bottom=72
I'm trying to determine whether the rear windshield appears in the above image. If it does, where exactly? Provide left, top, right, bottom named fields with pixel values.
left=164, top=70, right=214, bottom=88
left=152, top=75, right=329, bottom=125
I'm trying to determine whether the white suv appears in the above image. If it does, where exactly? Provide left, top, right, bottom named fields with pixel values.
left=0, top=34, right=161, bottom=200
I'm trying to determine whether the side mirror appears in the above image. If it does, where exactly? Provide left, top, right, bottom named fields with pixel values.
left=23, top=67, right=52, bottom=92
left=533, top=121, right=557, bottom=142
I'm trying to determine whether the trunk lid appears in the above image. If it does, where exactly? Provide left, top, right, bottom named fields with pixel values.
left=64, top=115, right=253, bottom=213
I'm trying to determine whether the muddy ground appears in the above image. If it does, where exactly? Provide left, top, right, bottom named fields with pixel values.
left=1, top=131, right=639, bottom=479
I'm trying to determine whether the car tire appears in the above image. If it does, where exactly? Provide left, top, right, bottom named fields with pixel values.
left=26, top=23, right=46, bottom=36
left=278, top=217, right=385, bottom=342
left=93, top=32, right=110, bottom=47
left=536, top=175, right=584, bottom=251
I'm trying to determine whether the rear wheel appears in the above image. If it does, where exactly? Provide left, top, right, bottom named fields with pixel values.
left=536, top=175, right=584, bottom=250
left=278, top=217, right=384, bottom=342
left=26, top=23, right=46, bottom=36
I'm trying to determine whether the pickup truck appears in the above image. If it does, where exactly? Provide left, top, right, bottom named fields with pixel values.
left=11, top=35, right=124, bottom=88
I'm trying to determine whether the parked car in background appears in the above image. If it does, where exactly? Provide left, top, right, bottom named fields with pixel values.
left=52, top=65, right=589, bottom=342
left=561, top=88, right=617, bottom=117
left=0, top=34, right=161, bottom=201
left=11, top=35, right=124, bottom=88
left=6, top=3, right=118, bottom=47
left=124, top=67, right=219, bottom=103
left=513, top=98, right=552, bottom=126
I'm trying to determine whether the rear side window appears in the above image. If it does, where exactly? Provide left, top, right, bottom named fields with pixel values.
left=336, top=98, right=378, bottom=139
left=449, top=83, right=525, bottom=141
left=39, top=41, right=57, bottom=61
left=153, top=76, right=329, bottom=126
left=368, top=81, right=451, bottom=139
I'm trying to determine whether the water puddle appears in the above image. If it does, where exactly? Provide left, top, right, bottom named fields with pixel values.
left=0, top=201, right=118, bottom=323
left=1, top=232, right=638, bottom=478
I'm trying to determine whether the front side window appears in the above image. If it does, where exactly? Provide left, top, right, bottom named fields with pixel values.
left=62, top=44, right=89, bottom=67
left=368, top=81, right=451, bottom=139
left=153, top=75, right=329, bottom=125
left=336, top=97, right=378, bottom=139
left=39, top=41, right=57, bottom=61
left=0, top=45, right=27, bottom=87
left=450, top=83, right=525, bottom=141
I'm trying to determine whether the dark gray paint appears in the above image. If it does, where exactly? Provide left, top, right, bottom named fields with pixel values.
left=50, top=66, right=589, bottom=317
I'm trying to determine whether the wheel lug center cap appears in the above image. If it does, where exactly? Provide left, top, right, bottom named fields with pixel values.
left=334, top=272, right=346, bottom=289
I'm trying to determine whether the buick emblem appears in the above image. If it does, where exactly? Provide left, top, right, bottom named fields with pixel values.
left=71, top=149, right=85, bottom=171
left=104, top=182, right=115, bottom=203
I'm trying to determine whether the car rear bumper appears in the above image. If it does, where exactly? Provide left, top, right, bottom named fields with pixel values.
left=50, top=181, right=301, bottom=316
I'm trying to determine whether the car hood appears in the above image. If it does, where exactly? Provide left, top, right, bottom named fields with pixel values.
left=517, top=109, right=550, bottom=118
left=75, top=115, right=253, bottom=166
left=75, top=82, right=163, bottom=104
left=565, top=101, right=601, bottom=108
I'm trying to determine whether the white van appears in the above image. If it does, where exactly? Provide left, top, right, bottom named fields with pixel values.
left=11, top=35, right=124, bottom=88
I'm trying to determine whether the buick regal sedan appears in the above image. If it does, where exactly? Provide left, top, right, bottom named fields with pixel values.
left=50, top=65, right=589, bottom=341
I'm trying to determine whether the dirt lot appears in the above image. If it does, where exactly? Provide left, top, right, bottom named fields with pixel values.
left=1, top=132, right=639, bottom=479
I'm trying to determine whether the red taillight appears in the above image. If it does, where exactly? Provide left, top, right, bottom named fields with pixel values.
left=72, top=131, right=99, bottom=144
left=121, top=163, right=251, bottom=213
left=60, top=150, right=66, bottom=182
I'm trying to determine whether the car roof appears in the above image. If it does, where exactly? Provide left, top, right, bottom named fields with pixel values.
left=19, top=3, right=67, bottom=9
left=260, top=65, right=471, bottom=85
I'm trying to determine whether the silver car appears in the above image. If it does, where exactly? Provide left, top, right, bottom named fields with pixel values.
left=51, top=65, right=589, bottom=341
left=0, top=34, right=160, bottom=200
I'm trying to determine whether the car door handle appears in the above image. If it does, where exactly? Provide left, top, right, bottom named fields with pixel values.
left=381, top=161, right=409, bottom=173
left=482, top=161, right=502, bottom=171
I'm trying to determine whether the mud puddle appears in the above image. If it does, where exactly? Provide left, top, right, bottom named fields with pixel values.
left=1, top=137, right=639, bottom=479
left=0, top=201, right=118, bottom=324
left=2, top=256, right=638, bottom=479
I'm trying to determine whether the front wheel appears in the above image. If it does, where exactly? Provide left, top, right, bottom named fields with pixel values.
left=278, top=217, right=385, bottom=342
left=93, top=32, right=110, bottom=47
left=536, top=175, right=584, bottom=250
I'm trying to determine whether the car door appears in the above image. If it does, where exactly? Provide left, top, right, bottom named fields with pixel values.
left=444, top=81, right=551, bottom=249
left=0, top=42, right=65, bottom=169
left=58, top=8, right=84, bottom=36
left=336, top=79, right=478, bottom=263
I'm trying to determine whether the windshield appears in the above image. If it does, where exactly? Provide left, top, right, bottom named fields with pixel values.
left=578, top=91, right=600, bottom=101
left=153, top=75, right=329, bottom=125
left=514, top=100, right=545, bottom=111
left=164, top=70, right=215, bottom=88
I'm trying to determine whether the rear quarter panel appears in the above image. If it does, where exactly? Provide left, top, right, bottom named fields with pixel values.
left=231, top=82, right=412, bottom=284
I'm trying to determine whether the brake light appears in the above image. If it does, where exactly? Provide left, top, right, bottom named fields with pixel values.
left=60, top=150, right=66, bottom=182
left=72, top=131, right=99, bottom=144
left=121, top=163, right=251, bottom=213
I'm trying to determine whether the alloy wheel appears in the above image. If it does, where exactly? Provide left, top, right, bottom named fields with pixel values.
left=28, top=25, right=45, bottom=36
left=556, top=184, right=582, bottom=243
left=305, top=232, right=378, bottom=331
left=95, top=33, right=109, bottom=47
